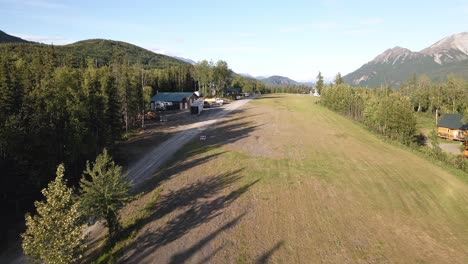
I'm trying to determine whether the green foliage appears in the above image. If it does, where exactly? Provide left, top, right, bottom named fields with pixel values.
left=262, top=84, right=310, bottom=94
left=213, top=60, right=231, bottom=95
left=193, top=60, right=233, bottom=96
left=400, top=74, right=468, bottom=114
left=321, top=84, right=416, bottom=144
left=79, top=149, right=131, bottom=239
left=334, top=72, right=344, bottom=85
left=21, top=164, right=84, bottom=264
left=316, top=71, right=324, bottom=94
left=428, top=130, right=445, bottom=160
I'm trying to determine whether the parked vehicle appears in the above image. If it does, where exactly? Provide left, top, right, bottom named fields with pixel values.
left=203, top=101, right=212, bottom=108
left=191, top=100, right=203, bottom=115
left=215, top=98, right=224, bottom=105
left=204, top=97, right=223, bottom=106
left=155, top=101, right=166, bottom=111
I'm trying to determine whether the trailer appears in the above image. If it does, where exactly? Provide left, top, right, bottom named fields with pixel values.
left=190, top=100, right=203, bottom=115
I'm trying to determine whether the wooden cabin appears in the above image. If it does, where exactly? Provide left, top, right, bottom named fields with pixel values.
left=464, top=141, right=468, bottom=158
left=437, top=114, right=468, bottom=141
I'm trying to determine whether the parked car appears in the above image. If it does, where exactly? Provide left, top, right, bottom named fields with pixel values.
left=215, top=98, right=224, bottom=105
left=163, top=101, right=173, bottom=107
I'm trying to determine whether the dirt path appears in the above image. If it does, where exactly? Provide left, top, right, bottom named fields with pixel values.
left=439, top=143, right=462, bottom=155
left=126, top=98, right=253, bottom=189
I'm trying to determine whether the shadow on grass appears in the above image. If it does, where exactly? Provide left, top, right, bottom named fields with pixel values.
left=118, top=178, right=259, bottom=263
left=168, top=212, right=247, bottom=264
left=256, top=240, right=285, bottom=264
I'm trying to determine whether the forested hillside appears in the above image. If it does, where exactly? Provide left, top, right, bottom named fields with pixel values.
left=1, top=39, right=187, bottom=69
left=0, top=43, right=199, bottom=246
left=0, top=30, right=30, bottom=44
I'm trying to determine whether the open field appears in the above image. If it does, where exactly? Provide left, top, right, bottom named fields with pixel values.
left=106, top=94, right=468, bottom=263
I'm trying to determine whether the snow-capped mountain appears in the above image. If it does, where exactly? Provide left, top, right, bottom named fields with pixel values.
left=344, top=32, right=468, bottom=87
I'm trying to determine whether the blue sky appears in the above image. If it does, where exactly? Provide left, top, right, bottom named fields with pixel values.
left=1, top=0, right=468, bottom=81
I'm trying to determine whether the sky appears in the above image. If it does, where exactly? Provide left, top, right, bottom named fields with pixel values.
left=1, top=0, right=468, bottom=81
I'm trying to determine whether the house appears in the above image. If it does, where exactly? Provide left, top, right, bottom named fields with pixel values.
left=464, top=141, right=468, bottom=158
left=437, top=114, right=468, bottom=141
left=150, top=92, right=200, bottom=111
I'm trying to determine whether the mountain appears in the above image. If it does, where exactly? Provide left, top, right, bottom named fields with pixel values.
left=300, top=81, right=315, bottom=87
left=172, top=56, right=196, bottom=65
left=61, top=39, right=187, bottom=68
left=261, top=75, right=299, bottom=86
left=239, top=73, right=256, bottom=79
left=0, top=38, right=188, bottom=69
left=343, top=32, right=468, bottom=87
left=0, top=30, right=30, bottom=43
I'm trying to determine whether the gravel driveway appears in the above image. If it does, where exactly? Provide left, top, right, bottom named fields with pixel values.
left=126, top=98, right=253, bottom=188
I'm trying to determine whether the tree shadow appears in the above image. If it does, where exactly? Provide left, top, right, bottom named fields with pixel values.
left=413, top=133, right=427, bottom=146
left=255, top=240, right=285, bottom=264
left=118, top=178, right=259, bottom=263
left=168, top=212, right=246, bottom=264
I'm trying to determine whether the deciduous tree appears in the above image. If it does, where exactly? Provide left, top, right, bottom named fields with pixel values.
left=21, top=164, right=84, bottom=264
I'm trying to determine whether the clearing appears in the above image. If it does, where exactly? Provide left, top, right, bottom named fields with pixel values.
left=100, top=94, right=468, bottom=263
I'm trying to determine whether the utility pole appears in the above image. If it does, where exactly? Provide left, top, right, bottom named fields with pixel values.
left=141, top=68, right=145, bottom=129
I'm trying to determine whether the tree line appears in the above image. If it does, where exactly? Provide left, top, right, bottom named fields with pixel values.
left=320, top=83, right=417, bottom=144
left=0, top=44, right=239, bottom=247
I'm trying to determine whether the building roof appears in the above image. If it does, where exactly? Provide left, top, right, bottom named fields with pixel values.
left=225, top=87, right=240, bottom=93
left=437, top=114, right=468, bottom=130
left=150, top=92, right=194, bottom=102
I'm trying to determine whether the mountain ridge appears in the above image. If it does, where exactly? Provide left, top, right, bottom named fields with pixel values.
left=344, top=32, right=468, bottom=87
left=261, top=75, right=299, bottom=86
left=0, top=30, right=30, bottom=43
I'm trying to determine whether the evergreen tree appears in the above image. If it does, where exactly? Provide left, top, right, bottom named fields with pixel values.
left=316, top=71, right=324, bottom=94
left=103, top=74, right=122, bottom=148
left=334, top=72, right=344, bottom=85
left=79, top=149, right=131, bottom=239
left=0, top=55, right=15, bottom=117
left=21, top=164, right=84, bottom=264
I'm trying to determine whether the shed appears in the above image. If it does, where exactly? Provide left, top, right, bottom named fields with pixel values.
left=437, top=114, right=468, bottom=141
left=150, top=92, right=200, bottom=110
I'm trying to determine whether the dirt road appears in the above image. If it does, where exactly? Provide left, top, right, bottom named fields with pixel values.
left=126, top=98, right=253, bottom=188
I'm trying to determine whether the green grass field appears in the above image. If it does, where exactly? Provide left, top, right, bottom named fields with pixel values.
left=113, top=94, right=468, bottom=263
